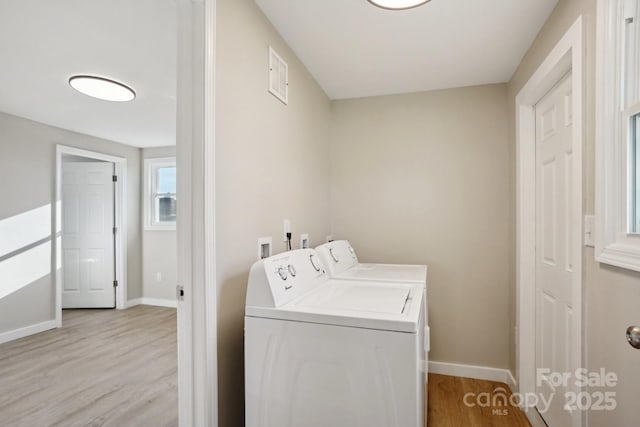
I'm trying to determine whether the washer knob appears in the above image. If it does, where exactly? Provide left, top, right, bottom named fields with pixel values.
left=310, top=254, right=321, bottom=271
left=329, top=248, right=339, bottom=263
left=277, top=267, right=288, bottom=280
left=288, top=264, right=297, bottom=277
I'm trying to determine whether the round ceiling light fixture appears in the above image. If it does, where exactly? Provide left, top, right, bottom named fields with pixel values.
left=68, top=75, right=136, bottom=102
left=367, top=0, right=431, bottom=10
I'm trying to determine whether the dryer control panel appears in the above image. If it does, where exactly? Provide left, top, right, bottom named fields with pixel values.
left=315, top=239, right=359, bottom=276
left=246, top=248, right=328, bottom=308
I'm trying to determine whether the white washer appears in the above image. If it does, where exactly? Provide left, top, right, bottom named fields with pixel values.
left=245, top=249, right=426, bottom=427
left=315, top=240, right=429, bottom=360
left=315, top=240, right=427, bottom=285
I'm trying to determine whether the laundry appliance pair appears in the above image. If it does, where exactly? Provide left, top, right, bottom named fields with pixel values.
left=245, top=240, right=429, bottom=427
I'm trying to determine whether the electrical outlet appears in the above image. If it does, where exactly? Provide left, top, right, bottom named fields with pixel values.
left=156, top=272, right=162, bottom=282
left=300, top=233, right=309, bottom=249
left=258, top=237, right=272, bottom=260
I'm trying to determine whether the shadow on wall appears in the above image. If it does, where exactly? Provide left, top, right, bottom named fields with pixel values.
left=217, top=271, right=251, bottom=426
left=0, top=203, right=59, bottom=300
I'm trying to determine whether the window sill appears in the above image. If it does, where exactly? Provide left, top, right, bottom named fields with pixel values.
left=596, top=241, right=640, bottom=273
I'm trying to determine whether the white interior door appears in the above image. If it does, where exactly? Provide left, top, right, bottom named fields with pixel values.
left=62, top=161, right=116, bottom=308
left=534, top=73, right=576, bottom=426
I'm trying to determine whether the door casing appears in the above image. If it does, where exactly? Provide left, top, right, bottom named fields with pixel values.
left=515, top=16, right=584, bottom=427
left=54, top=145, right=128, bottom=325
left=175, top=0, right=218, bottom=425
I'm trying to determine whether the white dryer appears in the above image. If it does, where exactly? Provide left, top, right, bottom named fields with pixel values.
left=315, top=240, right=427, bottom=286
left=245, top=249, right=426, bottom=427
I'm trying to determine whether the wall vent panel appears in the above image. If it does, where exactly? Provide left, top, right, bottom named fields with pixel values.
left=268, top=46, right=288, bottom=105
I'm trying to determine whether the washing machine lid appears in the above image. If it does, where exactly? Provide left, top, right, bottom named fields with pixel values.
left=334, top=263, right=427, bottom=285
left=246, top=280, right=423, bottom=333
left=295, top=281, right=411, bottom=313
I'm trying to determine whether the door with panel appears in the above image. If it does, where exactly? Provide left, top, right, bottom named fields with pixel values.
left=62, top=161, right=116, bottom=308
left=534, top=73, right=576, bottom=426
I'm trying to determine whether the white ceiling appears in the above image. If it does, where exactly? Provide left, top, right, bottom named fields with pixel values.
left=0, top=0, right=176, bottom=148
left=0, top=1, right=556, bottom=148
left=254, top=0, right=559, bottom=100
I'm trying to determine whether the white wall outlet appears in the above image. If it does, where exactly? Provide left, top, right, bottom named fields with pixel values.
left=300, top=233, right=309, bottom=249
left=258, top=236, right=272, bottom=260
left=326, top=235, right=334, bottom=243
left=283, top=219, right=291, bottom=242
left=584, top=215, right=595, bottom=247
left=156, top=272, right=162, bottom=282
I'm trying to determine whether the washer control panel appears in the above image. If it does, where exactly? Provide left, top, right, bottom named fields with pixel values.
left=256, top=249, right=327, bottom=307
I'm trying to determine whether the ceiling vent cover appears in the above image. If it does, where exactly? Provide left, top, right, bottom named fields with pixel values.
left=268, top=46, right=288, bottom=105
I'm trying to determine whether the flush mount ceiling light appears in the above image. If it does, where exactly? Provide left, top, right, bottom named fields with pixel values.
left=367, top=0, right=431, bottom=10
left=68, top=75, right=136, bottom=102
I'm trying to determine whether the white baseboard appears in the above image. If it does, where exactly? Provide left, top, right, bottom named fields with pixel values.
left=429, top=361, right=517, bottom=392
left=141, top=298, right=177, bottom=308
left=127, top=297, right=176, bottom=309
left=0, top=320, right=57, bottom=345
left=126, top=298, right=143, bottom=308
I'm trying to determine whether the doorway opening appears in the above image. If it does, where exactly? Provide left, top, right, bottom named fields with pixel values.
left=54, top=145, right=128, bottom=325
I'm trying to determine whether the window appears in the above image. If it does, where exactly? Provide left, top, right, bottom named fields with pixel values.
left=145, top=157, right=176, bottom=230
left=596, top=0, right=640, bottom=271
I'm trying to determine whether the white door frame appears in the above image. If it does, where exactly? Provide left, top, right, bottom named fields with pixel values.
left=515, top=16, right=584, bottom=427
left=54, top=144, right=128, bottom=326
left=176, top=0, right=218, bottom=425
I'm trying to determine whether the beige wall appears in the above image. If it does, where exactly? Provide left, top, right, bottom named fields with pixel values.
left=0, top=112, right=142, bottom=334
left=142, top=146, right=177, bottom=302
left=329, top=85, right=511, bottom=369
left=211, top=1, right=638, bottom=424
left=509, top=0, right=640, bottom=424
left=215, top=0, right=331, bottom=424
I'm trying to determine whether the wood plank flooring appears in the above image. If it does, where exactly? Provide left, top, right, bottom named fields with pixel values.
left=0, top=306, right=530, bottom=427
left=427, top=373, right=531, bottom=427
left=0, top=306, right=177, bottom=427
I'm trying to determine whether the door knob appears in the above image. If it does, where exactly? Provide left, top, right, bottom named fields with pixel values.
left=626, top=326, right=640, bottom=349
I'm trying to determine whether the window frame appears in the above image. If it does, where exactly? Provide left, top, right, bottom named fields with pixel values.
left=595, top=0, right=640, bottom=271
left=144, top=157, right=177, bottom=231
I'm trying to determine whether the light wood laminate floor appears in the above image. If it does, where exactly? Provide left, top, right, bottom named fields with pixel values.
left=0, top=305, right=177, bottom=427
left=1, top=306, right=529, bottom=427
left=427, top=373, right=531, bottom=427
